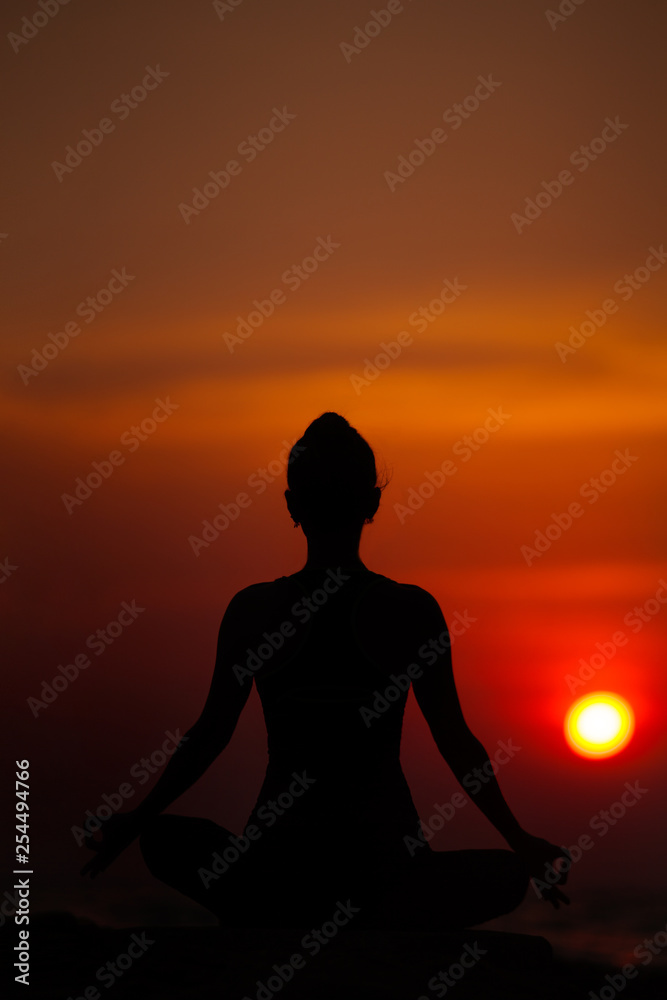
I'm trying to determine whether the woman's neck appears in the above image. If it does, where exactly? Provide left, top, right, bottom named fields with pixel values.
left=301, top=530, right=367, bottom=573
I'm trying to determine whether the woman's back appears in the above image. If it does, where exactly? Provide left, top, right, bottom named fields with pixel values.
left=242, top=567, right=427, bottom=867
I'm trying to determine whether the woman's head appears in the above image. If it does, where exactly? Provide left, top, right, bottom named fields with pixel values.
left=284, top=413, right=388, bottom=532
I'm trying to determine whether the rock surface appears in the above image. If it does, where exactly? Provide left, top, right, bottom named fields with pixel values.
left=8, top=913, right=667, bottom=999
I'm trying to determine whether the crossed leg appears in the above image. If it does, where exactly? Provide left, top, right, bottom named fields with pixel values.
left=139, top=814, right=347, bottom=927
left=356, top=848, right=530, bottom=930
left=139, top=815, right=529, bottom=930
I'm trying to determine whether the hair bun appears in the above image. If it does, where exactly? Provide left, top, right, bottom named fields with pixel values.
left=286, top=412, right=387, bottom=528
left=303, top=412, right=352, bottom=438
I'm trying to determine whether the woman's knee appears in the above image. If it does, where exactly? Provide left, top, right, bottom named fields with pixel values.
left=138, top=815, right=173, bottom=873
left=498, top=849, right=531, bottom=910
left=139, top=814, right=230, bottom=877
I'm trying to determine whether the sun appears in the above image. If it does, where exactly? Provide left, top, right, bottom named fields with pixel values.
left=565, top=691, right=634, bottom=759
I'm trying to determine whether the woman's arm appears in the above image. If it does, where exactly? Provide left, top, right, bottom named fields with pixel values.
left=81, top=589, right=255, bottom=877
left=131, top=589, right=256, bottom=821
left=409, top=587, right=570, bottom=905
left=410, top=605, right=525, bottom=847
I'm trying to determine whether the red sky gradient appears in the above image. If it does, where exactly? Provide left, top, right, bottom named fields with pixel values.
left=3, top=0, right=666, bottom=930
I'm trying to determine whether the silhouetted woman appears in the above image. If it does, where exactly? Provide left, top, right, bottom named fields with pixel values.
left=83, top=413, right=569, bottom=930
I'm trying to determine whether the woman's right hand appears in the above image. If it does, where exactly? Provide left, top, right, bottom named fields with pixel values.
left=80, top=810, right=145, bottom=879
left=509, top=832, right=572, bottom=909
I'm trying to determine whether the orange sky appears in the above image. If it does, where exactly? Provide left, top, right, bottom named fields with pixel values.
left=3, top=0, right=666, bottom=924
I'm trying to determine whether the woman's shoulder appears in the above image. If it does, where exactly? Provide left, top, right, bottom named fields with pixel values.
left=229, top=576, right=291, bottom=605
left=347, top=574, right=444, bottom=632
left=353, top=575, right=445, bottom=662
left=371, top=573, right=439, bottom=606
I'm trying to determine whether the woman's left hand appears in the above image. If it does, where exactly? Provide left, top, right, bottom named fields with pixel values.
left=510, top=832, right=572, bottom=909
left=80, top=810, right=145, bottom=879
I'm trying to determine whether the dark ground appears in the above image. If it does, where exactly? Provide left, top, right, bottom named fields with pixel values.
left=6, top=913, right=667, bottom=1000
